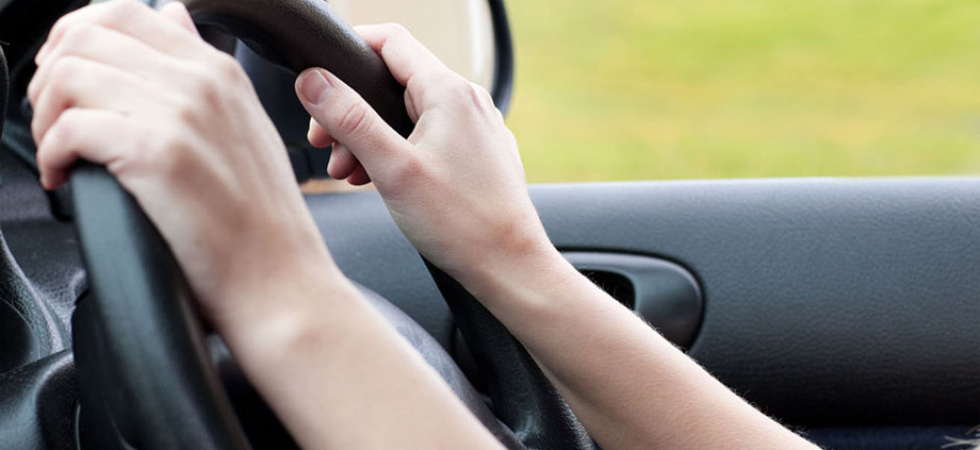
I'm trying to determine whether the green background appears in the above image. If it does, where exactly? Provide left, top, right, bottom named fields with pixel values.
left=505, top=0, right=980, bottom=182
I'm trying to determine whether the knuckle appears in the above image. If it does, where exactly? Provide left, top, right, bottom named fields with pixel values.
left=44, top=112, right=77, bottom=148
left=48, top=57, right=86, bottom=94
left=53, top=54, right=84, bottom=73
left=383, top=23, right=412, bottom=39
left=94, top=0, right=139, bottom=29
left=37, top=110, right=84, bottom=168
left=186, top=67, right=224, bottom=105
left=106, top=0, right=145, bottom=18
left=445, top=75, right=474, bottom=99
left=335, top=101, right=372, bottom=137
left=185, top=54, right=245, bottom=106
left=440, top=72, right=467, bottom=90
left=469, top=83, right=496, bottom=109
left=144, top=130, right=188, bottom=177
left=210, top=52, right=247, bottom=84
left=60, top=24, right=91, bottom=47
left=505, top=128, right=518, bottom=146
left=48, top=15, right=75, bottom=41
left=444, top=77, right=495, bottom=115
left=175, top=93, right=204, bottom=125
left=414, top=72, right=461, bottom=104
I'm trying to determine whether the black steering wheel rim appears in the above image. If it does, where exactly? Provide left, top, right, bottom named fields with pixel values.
left=70, top=1, right=590, bottom=449
left=72, top=163, right=249, bottom=450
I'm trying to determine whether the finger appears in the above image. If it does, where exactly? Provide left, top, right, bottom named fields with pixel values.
left=355, top=24, right=459, bottom=112
left=326, top=143, right=358, bottom=180
left=29, top=24, right=174, bottom=105
left=347, top=162, right=372, bottom=186
left=38, top=0, right=204, bottom=66
left=31, top=57, right=155, bottom=146
left=159, top=1, right=200, bottom=37
left=308, top=117, right=334, bottom=149
left=355, top=24, right=449, bottom=87
left=36, top=108, right=131, bottom=190
left=295, top=68, right=411, bottom=179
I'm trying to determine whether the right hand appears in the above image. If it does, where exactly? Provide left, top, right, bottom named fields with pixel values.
left=30, top=1, right=345, bottom=328
left=295, top=24, right=558, bottom=292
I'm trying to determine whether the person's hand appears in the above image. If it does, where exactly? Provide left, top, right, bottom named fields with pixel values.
left=297, top=24, right=559, bottom=296
left=29, top=0, right=341, bottom=328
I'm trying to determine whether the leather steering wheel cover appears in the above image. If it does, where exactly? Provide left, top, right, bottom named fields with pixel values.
left=71, top=164, right=527, bottom=450
left=72, top=2, right=586, bottom=449
left=71, top=164, right=250, bottom=450
left=174, top=2, right=591, bottom=448
left=72, top=2, right=417, bottom=446
left=177, top=0, right=415, bottom=138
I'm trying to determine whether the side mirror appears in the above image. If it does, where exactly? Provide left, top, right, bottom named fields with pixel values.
left=233, top=0, right=514, bottom=182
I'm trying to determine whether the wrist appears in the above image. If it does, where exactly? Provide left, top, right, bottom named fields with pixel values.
left=215, top=266, right=365, bottom=355
left=208, top=246, right=353, bottom=338
left=454, top=231, right=579, bottom=312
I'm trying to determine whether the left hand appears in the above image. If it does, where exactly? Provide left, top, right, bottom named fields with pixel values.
left=28, top=0, right=340, bottom=329
left=296, top=25, right=557, bottom=300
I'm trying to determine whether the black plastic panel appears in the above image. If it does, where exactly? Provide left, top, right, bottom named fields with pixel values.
left=0, top=351, right=77, bottom=450
left=532, top=179, right=980, bottom=427
left=565, top=252, right=702, bottom=349
left=305, top=178, right=980, bottom=428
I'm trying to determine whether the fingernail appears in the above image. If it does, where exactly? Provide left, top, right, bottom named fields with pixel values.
left=299, top=70, right=331, bottom=106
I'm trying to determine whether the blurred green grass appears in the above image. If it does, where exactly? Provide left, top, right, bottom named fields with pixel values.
left=505, top=0, right=980, bottom=182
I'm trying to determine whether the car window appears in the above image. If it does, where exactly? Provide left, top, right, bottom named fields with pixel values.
left=506, top=0, right=980, bottom=182
left=330, top=0, right=496, bottom=90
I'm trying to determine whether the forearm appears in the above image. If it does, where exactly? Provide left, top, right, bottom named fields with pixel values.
left=217, top=265, right=504, bottom=450
left=465, top=246, right=818, bottom=450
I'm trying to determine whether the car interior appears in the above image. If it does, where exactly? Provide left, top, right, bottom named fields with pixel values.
left=0, top=0, right=977, bottom=449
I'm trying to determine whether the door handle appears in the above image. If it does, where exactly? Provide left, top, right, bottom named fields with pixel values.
left=563, top=252, right=703, bottom=349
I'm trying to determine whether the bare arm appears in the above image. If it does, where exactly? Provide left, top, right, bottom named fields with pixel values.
left=30, top=1, right=822, bottom=447
left=218, top=266, right=504, bottom=450
left=463, top=246, right=817, bottom=450
left=299, top=23, right=820, bottom=450
left=29, top=2, right=503, bottom=449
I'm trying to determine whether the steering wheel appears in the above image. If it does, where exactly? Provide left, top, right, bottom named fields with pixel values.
left=69, top=1, right=591, bottom=449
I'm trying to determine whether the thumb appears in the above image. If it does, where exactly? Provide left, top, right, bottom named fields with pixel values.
left=295, top=68, right=410, bottom=176
left=159, top=2, right=200, bottom=37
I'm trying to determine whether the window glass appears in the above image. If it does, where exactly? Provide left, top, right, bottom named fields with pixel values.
left=330, top=0, right=496, bottom=89
left=507, top=1, right=980, bottom=182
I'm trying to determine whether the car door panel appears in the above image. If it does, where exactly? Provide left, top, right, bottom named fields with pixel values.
left=2, top=142, right=976, bottom=444
left=308, top=178, right=980, bottom=430
left=534, top=179, right=980, bottom=427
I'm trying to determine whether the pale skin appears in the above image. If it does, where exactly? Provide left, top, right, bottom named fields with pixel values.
left=28, top=1, right=820, bottom=449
